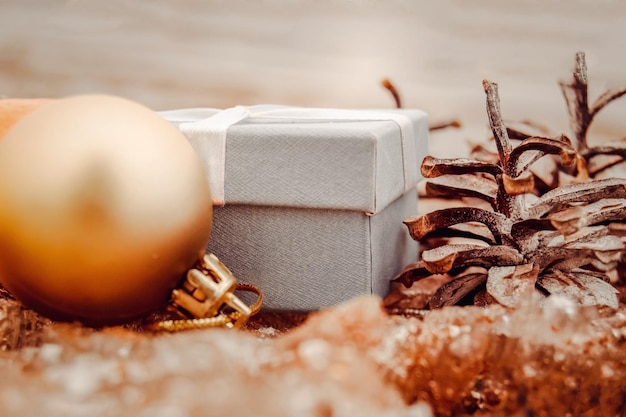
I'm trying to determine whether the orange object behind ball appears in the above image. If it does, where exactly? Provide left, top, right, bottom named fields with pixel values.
left=0, top=99, right=52, bottom=140
left=0, top=95, right=213, bottom=325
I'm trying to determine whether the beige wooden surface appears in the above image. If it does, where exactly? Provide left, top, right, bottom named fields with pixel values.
left=2, top=1, right=626, bottom=156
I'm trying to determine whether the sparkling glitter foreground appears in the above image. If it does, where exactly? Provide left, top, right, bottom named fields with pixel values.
left=1, top=295, right=625, bottom=417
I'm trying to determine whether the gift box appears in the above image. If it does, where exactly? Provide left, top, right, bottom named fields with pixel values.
left=160, top=106, right=428, bottom=310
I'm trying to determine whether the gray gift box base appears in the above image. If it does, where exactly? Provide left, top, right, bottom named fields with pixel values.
left=206, top=190, right=418, bottom=311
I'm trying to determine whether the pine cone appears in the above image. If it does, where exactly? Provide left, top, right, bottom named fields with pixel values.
left=560, top=52, right=626, bottom=180
left=394, top=75, right=625, bottom=311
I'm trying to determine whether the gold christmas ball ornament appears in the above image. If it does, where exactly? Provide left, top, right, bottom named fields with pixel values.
left=0, top=95, right=213, bottom=325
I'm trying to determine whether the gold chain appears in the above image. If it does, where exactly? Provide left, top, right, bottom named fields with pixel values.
left=147, top=254, right=263, bottom=332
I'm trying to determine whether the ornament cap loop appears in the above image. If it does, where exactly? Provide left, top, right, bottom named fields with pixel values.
left=165, top=253, right=260, bottom=330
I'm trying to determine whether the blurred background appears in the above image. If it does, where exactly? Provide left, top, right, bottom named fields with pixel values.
left=2, top=0, right=626, bottom=156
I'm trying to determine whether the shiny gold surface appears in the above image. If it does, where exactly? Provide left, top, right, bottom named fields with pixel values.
left=150, top=253, right=263, bottom=331
left=0, top=95, right=213, bottom=325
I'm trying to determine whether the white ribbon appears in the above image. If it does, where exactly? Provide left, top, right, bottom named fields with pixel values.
left=170, top=105, right=417, bottom=206
left=178, top=106, right=250, bottom=205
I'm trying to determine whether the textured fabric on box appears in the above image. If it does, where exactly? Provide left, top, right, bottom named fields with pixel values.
left=160, top=106, right=428, bottom=214
left=160, top=106, right=428, bottom=310
left=207, top=191, right=418, bottom=310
